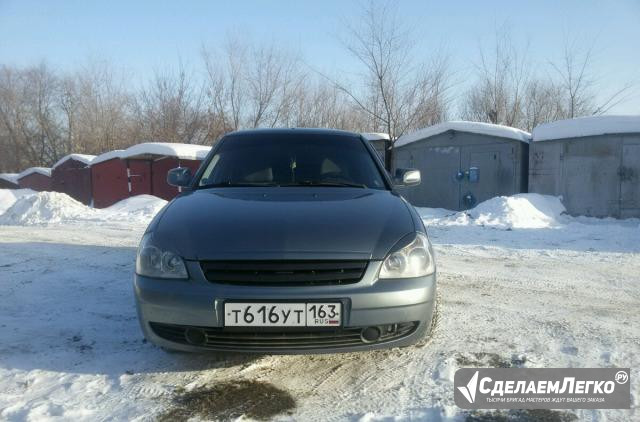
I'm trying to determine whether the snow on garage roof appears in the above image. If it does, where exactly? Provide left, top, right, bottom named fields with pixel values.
left=17, top=167, right=52, bottom=179
left=532, top=115, right=640, bottom=142
left=395, top=121, right=531, bottom=147
left=362, top=132, right=391, bottom=141
left=0, top=173, right=19, bottom=184
left=90, top=150, right=125, bottom=166
left=52, top=154, right=96, bottom=169
left=121, top=142, right=211, bottom=161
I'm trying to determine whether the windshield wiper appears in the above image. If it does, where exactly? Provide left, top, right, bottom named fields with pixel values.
left=282, top=180, right=367, bottom=188
left=198, top=181, right=280, bottom=189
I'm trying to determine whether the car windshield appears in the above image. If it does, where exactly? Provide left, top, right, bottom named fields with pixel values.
left=197, top=133, right=387, bottom=190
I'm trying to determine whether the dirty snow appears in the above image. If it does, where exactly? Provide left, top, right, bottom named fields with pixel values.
left=0, top=190, right=638, bottom=421
left=533, top=115, right=640, bottom=141
left=395, top=121, right=531, bottom=147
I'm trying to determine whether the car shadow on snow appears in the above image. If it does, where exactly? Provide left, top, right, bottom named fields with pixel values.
left=0, top=241, right=261, bottom=378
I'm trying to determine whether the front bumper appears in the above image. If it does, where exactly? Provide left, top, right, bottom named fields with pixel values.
left=134, top=260, right=436, bottom=353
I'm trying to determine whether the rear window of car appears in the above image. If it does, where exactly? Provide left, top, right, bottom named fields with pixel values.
left=197, top=133, right=388, bottom=190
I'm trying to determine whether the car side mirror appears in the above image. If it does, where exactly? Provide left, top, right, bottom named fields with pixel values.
left=167, top=167, right=193, bottom=188
left=394, top=168, right=421, bottom=187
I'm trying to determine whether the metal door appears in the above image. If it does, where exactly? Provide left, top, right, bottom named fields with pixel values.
left=128, top=160, right=152, bottom=196
left=460, top=144, right=513, bottom=209
left=419, top=145, right=461, bottom=209
left=620, top=142, right=640, bottom=218
left=561, top=139, right=620, bottom=217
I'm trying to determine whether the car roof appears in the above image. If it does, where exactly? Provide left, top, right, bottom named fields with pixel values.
left=225, top=127, right=362, bottom=138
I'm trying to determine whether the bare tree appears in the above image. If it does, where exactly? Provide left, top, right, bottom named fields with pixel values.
left=331, top=1, right=451, bottom=168
left=202, top=38, right=305, bottom=136
left=461, top=28, right=530, bottom=128
left=550, top=38, right=634, bottom=118
left=136, top=63, right=207, bottom=144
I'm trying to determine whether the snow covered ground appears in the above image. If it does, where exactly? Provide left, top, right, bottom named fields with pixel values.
left=0, top=190, right=638, bottom=421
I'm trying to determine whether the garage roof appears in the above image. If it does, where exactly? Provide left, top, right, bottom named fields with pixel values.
left=121, top=142, right=211, bottom=161
left=0, top=173, right=19, bottom=184
left=90, top=150, right=126, bottom=166
left=395, top=121, right=531, bottom=147
left=18, top=167, right=52, bottom=179
left=52, top=154, right=97, bottom=169
left=361, top=132, right=391, bottom=141
left=532, top=115, right=640, bottom=142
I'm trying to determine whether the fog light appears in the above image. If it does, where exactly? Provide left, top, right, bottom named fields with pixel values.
left=361, top=326, right=381, bottom=343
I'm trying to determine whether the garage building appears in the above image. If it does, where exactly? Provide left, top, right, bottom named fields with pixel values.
left=90, top=143, right=211, bottom=208
left=394, top=121, right=530, bottom=210
left=0, top=173, right=19, bottom=189
left=17, top=167, right=52, bottom=191
left=120, top=143, right=210, bottom=201
left=530, top=115, right=640, bottom=218
left=90, top=150, right=128, bottom=208
left=51, top=154, right=95, bottom=205
left=362, top=133, right=391, bottom=167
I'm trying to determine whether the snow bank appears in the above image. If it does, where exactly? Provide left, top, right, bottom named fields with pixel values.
left=17, top=167, right=51, bottom=179
left=0, top=189, right=35, bottom=214
left=467, top=194, right=566, bottom=229
left=121, top=142, right=211, bottom=160
left=532, top=115, right=640, bottom=141
left=418, top=193, right=566, bottom=230
left=102, top=195, right=168, bottom=222
left=52, top=154, right=96, bottom=169
left=0, top=189, right=167, bottom=226
left=395, top=121, right=531, bottom=147
left=0, top=191, right=98, bottom=225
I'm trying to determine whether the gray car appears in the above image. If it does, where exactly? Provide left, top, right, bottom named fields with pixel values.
left=133, top=128, right=437, bottom=353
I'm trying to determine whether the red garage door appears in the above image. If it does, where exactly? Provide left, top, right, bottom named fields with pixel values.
left=91, top=159, right=128, bottom=208
left=127, top=160, right=152, bottom=197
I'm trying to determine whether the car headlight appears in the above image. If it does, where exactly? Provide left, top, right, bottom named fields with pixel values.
left=379, top=232, right=435, bottom=279
left=135, top=232, right=188, bottom=279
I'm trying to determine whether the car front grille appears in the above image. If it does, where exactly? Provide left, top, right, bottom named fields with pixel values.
left=149, top=322, right=418, bottom=351
left=199, top=260, right=369, bottom=286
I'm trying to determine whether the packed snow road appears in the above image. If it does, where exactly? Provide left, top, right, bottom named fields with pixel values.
left=0, top=190, right=638, bottom=421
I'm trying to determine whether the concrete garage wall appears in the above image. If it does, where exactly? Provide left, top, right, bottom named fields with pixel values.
left=394, top=125, right=529, bottom=210
left=529, top=133, right=640, bottom=218
left=530, top=116, right=640, bottom=218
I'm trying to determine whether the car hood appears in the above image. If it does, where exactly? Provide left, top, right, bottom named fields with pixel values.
left=151, top=187, right=416, bottom=261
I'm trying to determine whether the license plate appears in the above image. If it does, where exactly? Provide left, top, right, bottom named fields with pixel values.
left=224, top=302, right=342, bottom=327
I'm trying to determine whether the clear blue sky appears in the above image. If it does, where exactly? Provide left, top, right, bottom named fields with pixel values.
left=1, top=0, right=638, bottom=114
